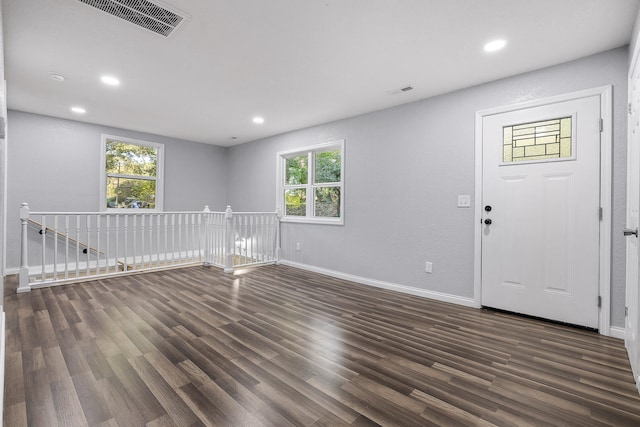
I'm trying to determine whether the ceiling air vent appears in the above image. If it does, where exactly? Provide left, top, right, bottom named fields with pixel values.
left=78, top=0, right=188, bottom=37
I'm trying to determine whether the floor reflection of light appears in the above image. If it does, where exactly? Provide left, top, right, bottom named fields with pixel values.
left=233, top=268, right=250, bottom=276
left=231, top=278, right=240, bottom=306
left=307, top=318, right=345, bottom=369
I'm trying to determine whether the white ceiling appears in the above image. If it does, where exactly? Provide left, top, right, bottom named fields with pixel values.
left=3, top=0, right=639, bottom=147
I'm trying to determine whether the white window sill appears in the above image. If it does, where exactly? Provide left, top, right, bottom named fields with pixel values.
left=281, top=216, right=344, bottom=225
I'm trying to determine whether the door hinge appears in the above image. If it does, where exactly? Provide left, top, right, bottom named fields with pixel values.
left=626, top=306, right=629, bottom=317
left=599, top=118, right=604, bottom=132
left=599, top=207, right=603, bottom=221
left=630, top=102, right=634, bottom=115
left=598, top=295, right=602, bottom=308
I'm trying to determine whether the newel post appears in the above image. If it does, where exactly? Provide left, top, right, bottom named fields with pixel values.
left=203, top=205, right=211, bottom=266
left=17, top=202, right=31, bottom=293
left=224, top=205, right=234, bottom=273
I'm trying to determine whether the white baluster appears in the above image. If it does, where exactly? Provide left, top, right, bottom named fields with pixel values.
left=105, top=215, right=110, bottom=273
left=96, top=215, right=101, bottom=275
left=241, top=215, right=247, bottom=266
left=53, top=216, right=59, bottom=281
left=64, top=215, right=69, bottom=280
left=123, top=215, right=128, bottom=271
left=182, top=214, right=187, bottom=263
left=148, top=214, right=153, bottom=267
left=75, top=215, right=80, bottom=279
left=164, top=214, right=168, bottom=267
left=132, top=215, right=137, bottom=270
left=171, top=214, right=176, bottom=264
left=253, top=214, right=259, bottom=264
left=141, top=214, right=146, bottom=269
left=258, top=214, right=263, bottom=262
left=41, top=216, right=47, bottom=282
left=178, top=214, right=183, bottom=263
left=86, top=215, right=91, bottom=276
left=191, top=213, right=196, bottom=262
left=156, top=214, right=161, bottom=268
left=115, top=215, right=119, bottom=272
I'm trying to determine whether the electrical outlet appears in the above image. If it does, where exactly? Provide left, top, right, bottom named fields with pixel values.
left=425, top=261, right=433, bottom=273
left=296, top=242, right=301, bottom=251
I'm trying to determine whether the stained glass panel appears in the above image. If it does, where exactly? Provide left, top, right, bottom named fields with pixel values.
left=503, top=117, right=572, bottom=163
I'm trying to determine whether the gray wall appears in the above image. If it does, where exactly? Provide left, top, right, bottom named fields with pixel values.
left=631, top=5, right=640, bottom=67
left=6, top=110, right=228, bottom=269
left=226, top=47, right=629, bottom=328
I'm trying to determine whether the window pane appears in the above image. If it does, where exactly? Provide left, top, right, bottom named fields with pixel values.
left=106, top=177, right=156, bottom=209
left=285, top=156, right=308, bottom=185
left=315, top=187, right=340, bottom=217
left=285, top=188, right=306, bottom=216
left=315, top=150, right=341, bottom=183
left=106, top=141, right=157, bottom=177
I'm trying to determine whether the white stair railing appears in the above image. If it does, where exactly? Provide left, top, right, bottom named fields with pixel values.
left=17, top=203, right=280, bottom=292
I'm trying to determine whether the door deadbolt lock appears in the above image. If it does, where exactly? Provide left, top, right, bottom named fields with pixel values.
left=484, top=205, right=492, bottom=212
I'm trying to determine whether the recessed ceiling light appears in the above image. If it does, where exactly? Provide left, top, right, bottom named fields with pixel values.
left=71, top=106, right=86, bottom=114
left=48, top=72, right=65, bottom=82
left=100, top=75, right=120, bottom=86
left=252, top=117, right=265, bottom=124
left=484, top=39, right=507, bottom=53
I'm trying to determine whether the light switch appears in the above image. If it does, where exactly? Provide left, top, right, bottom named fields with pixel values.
left=458, top=195, right=471, bottom=208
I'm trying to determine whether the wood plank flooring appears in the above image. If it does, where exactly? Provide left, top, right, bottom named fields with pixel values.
left=4, top=265, right=640, bottom=426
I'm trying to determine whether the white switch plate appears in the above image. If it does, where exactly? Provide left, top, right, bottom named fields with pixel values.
left=457, top=195, right=471, bottom=208
left=296, top=242, right=301, bottom=251
left=425, top=261, right=433, bottom=273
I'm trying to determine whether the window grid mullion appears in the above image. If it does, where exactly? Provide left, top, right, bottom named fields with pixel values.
left=308, top=151, right=314, bottom=217
left=106, top=173, right=157, bottom=181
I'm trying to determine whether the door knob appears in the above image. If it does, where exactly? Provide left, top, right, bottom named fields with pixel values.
left=484, top=219, right=492, bottom=225
left=624, top=228, right=638, bottom=237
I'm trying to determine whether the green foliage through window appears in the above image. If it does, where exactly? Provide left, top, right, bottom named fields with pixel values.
left=315, top=150, right=341, bottom=183
left=286, top=156, right=308, bottom=185
left=285, top=188, right=307, bottom=216
left=315, top=187, right=340, bottom=217
left=105, top=140, right=159, bottom=209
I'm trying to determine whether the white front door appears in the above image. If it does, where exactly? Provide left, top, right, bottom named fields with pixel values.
left=481, top=95, right=601, bottom=328
left=626, top=55, right=640, bottom=391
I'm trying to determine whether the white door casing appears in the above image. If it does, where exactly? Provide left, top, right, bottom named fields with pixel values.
left=474, top=87, right=612, bottom=334
left=626, top=50, right=640, bottom=391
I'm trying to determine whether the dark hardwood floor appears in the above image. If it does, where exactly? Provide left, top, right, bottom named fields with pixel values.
left=3, top=265, right=640, bottom=426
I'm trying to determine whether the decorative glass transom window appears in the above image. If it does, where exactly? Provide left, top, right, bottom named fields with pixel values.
left=277, top=140, right=344, bottom=225
left=503, top=117, right=572, bottom=163
left=101, top=134, right=164, bottom=210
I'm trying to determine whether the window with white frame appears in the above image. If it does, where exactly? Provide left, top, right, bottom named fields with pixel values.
left=277, top=140, right=344, bottom=224
left=101, top=134, right=164, bottom=210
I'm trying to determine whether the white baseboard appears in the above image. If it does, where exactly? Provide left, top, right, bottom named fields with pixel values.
left=279, top=260, right=476, bottom=308
left=610, top=326, right=625, bottom=340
